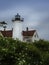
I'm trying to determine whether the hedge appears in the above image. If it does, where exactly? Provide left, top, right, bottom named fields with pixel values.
left=0, top=36, right=49, bottom=65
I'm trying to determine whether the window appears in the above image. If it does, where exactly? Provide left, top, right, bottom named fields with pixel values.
left=23, top=36, right=32, bottom=42
left=26, top=39, right=32, bottom=42
left=34, top=34, right=36, bottom=37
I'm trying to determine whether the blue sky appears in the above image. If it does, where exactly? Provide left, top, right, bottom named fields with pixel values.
left=0, top=0, right=49, bottom=40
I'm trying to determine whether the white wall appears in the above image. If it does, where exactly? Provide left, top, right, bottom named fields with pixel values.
left=12, top=21, right=23, bottom=41
left=32, top=31, right=39, bottom=42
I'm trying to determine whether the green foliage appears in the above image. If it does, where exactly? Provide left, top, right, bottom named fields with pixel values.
left=0, top=36, right=49, bottom=65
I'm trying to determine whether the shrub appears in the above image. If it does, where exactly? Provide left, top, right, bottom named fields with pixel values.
left=0, top=36, right=49, bottom=65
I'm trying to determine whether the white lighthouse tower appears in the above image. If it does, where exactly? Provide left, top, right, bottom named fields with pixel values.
left=12, top=13, right=24, bottom=41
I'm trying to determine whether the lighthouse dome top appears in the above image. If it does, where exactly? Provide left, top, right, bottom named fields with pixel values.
left=12, top=13, right=24, bottom=22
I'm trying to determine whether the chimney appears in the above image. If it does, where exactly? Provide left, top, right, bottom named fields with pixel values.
left=26, top=27, right=28, bottom=31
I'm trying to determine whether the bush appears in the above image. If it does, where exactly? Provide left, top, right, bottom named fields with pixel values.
left=0, top=36, right=49, bottom=65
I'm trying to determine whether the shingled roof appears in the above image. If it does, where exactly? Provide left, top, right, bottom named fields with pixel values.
left=22, top=30, right=36, bottom=36
left=0, top=30, right=12, bottom=37
left=0, top=30, right=36, bottom=37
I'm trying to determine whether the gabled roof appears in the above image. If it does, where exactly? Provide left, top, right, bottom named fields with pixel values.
left=0, top=30, right=12, bottom=37
left=22, top=30, right=36, bottom=36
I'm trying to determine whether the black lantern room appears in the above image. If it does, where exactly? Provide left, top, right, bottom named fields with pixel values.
left=12, top=13, right=24, bottom=22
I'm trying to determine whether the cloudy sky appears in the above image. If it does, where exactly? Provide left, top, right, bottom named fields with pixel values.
left=0, top=0, right=49, bottom=40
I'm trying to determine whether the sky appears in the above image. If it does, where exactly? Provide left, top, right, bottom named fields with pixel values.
left=0, top=0, right=49, bottom=40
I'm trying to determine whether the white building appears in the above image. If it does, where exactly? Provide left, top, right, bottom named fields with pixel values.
left=0, top=13, right=39, bottom=42
left=22, top=27, right=39, bottom=42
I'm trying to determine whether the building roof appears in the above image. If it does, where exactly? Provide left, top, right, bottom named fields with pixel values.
left=22, top=30, right=36, bottom=36
left=0, top=30, right=36, bottom=37
left=0, top=30, right=12, bottom=37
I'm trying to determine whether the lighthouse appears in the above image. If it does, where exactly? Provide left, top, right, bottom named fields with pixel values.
left=12, top=13, right=24, bottom=40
